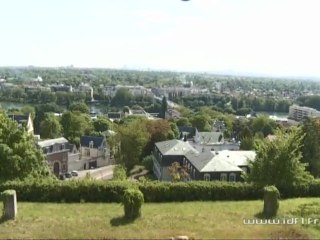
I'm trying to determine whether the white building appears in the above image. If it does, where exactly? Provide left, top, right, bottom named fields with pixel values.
left=288, top=105, right=320, bottom=121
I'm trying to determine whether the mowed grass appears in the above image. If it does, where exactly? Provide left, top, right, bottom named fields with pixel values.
left=0, top=198, right=320, bottom=239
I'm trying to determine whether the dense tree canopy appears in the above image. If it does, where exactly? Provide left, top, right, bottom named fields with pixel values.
left=246, top=127, right=313, bottom=188
left=0, top=111, right=51, bottom=181
left=40, top=113, right=62, bottom=139
left=301, top=117, right=320, bottom=177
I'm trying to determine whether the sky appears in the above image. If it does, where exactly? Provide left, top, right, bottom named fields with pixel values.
left=0, top=0, right=320, bottom=77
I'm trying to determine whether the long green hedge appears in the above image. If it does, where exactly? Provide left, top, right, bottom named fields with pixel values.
left=0, top=179, right=320, bottom=203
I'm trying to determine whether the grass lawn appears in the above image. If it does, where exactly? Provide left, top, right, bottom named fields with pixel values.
left=0, top=198, right=320, bottom=239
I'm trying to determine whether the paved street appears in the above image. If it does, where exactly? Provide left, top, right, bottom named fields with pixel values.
left=75, top=165, right=116, bottom=180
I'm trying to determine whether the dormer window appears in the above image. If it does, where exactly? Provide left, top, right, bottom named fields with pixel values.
left=89, top=141, right=94, bottom=148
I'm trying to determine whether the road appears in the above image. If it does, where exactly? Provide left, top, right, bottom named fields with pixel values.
left=75, top=165, right=116, bottom=180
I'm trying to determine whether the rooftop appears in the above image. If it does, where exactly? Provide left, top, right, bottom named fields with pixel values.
left=38, top=137, right=68, bottom=148
left=155, top=139, right=197, bottom=156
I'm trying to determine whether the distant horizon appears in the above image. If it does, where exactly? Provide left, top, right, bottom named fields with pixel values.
left=1, top=64, right=320, bottom=81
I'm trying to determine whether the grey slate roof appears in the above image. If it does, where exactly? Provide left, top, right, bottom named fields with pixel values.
left=185, top=150, right=255, bottom=172
left=184, top=151, right=215, bottom=171
left=218, top=150, right=256, bottom=166
left=80, top=135, right=104, bottom=148
left=155, top=139, right=197, bottom=155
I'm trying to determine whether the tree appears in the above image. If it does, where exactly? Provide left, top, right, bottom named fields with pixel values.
left=190, top=113, right=211, bottom=131
left=93, top=116, right=112, bottom=133
left=168, top=161, right=189, bottom=182
left=61, top=111, right=93, bottom=145
left=69, top=102, right=90, bottom=114
left=160, top=96, right=167, bottom=119
left=20, top=105, right=36, bottom=120
left=40, top=113, right=62, bottom=139
left=250, top=116, right=276, bottom=137
left=116, top=120, right=149, bottom=171
left=246, top=127, right=313, bottom=188
left=176, top=117, right=192, bottom=127
left=143, top=119, right=172, bottom=155
left=301, top=118, right=320, bottom=177
left=112, top=88, right=132, bottom=107
left=0, top=111, right=51, bottom=181
left=34, top=103, right=62, bottom=134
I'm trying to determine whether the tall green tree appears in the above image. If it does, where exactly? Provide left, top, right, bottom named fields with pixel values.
left=301, top=118, right=320, bottom=177
left=61, top=111, right=93, bottom=145
left=246, top=127, right=313, bottom=188
left=93, top=116, right=113, bottom=132
left=190, top=113, right=212, bottom=131
left=112, top=88, right=132, bottom=107
left=116, top=120, right=149, bottom=171
left=0, top=111, right=51, bottom=181
left=40, top=113, right=62, bottom=139
left=69, top=101, right=90, bottom=114
left=160, top=96, right=167, bottom=119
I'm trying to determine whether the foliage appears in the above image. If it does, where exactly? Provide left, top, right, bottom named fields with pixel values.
left=143, top=119, right=172, bottom=155
left=263, top=185, right=280, bottom=218
left=40, top=113, right=62, bottom=139
left=93, top=116, right=112, bottom=133
left=0, top=111, right=52, bottom=182
left=176, top=117, right=192, bottom=127
left=190, top=113, right=212, bottom=131
left=2, top=178, right=320, bottom=203
left=112, top=165, right=127, bottom=181
left=160, top=96, right=167, bottom=119
left=116, top=119, right=149, bottom=171
left=34, top=103, right=63, bottom=134
left=122, top=188, right=144, bottom=220
left=240, top=137, right=255, bottom=150
left=112, top=88, right=133, bottom=107
left=168, top=162, right=189, bottom=182
left=141, top=155, right=155, bottom=172
left=68, top=101, right=90, bottom=114
left=20, top=105, right=36, bottom=120
left=246, top=127, right=313, bottom=189
left=61, top=111, right=93, bottom=144
left=301, top=117, right=320, bottom=177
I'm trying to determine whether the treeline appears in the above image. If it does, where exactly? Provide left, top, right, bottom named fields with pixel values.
left=1, top=179, right=320, bottom=203
left=0, top=87, right=161, bottom=114
left=176, top=95, right=291, bottom=114
left=297, top=95, right=320, bottom=111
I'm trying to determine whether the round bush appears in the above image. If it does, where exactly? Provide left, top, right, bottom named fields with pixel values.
left=122, top=188, right=144, bottom=220
left=263, top=185, right=280, bottom=218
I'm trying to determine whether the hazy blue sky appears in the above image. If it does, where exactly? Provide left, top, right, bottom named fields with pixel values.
left=0, top=0, right=319, bottom=77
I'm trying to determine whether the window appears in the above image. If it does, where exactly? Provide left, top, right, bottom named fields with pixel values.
left=193, top=169, right=195, bottom=178
left=229, top=173, right=236, bottom=182
left=241, top=167, right=247, bottom=173
left=220, top=173, right=227, bottom=181
left=85, top=149, right=90, bottom=156
left=204, top=174, right=210, bottom=181
left=89, top=141, right=94, bottom=148
left=60, top=144, right=65, bottom=150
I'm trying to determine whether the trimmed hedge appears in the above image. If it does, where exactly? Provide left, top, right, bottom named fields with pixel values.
left=0, top=179, right=320, bottom=203
left=122, top=189, right=144, bottom=220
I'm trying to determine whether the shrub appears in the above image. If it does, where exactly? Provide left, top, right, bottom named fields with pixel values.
left=141, top=155, right=155, bottom=172
left=122, top=188, right=144, bottom=220
left=1, top=179, right=320, bottom=203
left=263, top=185, right=280, bottom=218
left=112, top=165, right=127, bottom=181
